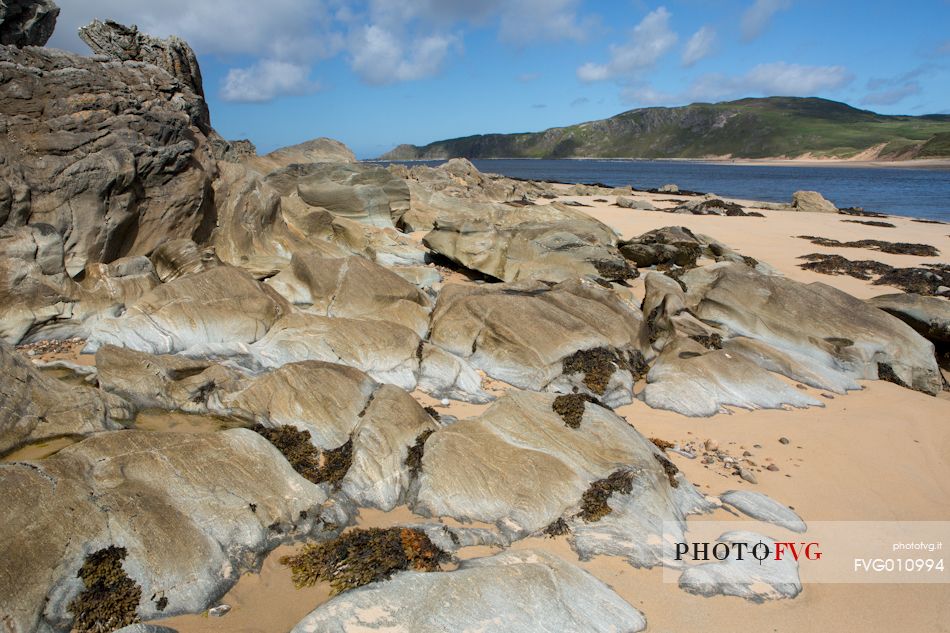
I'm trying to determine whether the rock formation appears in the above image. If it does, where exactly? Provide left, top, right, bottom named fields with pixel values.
left=0, top=0, right=58, bottom=46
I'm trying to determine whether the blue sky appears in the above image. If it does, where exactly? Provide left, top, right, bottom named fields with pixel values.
left=51, top=0, right=950, bottom=158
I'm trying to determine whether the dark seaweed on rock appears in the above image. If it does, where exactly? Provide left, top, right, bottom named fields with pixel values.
left=577, top=470, right=635, bottom=522
left=799, top=255, right=949, bottom=296
left=654, top=453, right=680, bottom=488
left=252, top=425, right=352, bottom=488
left=552, top=393, right=602, bottom=428
left=841, top=219, right=897, bottom=228
left=562, top=347, right=625, bottom=394
left=405, top=429, right=435, bottom=478
left=69, top=547, right=142, bottom=633
left=543, top=518, right=571, bottom=538
left=796, top=236, right=939, bottom=257
left=280, top=528, right=447, bottom=594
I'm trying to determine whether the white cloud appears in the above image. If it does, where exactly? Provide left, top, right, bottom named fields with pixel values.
left=577, top=7, right=677, bottom=82
left=221, top=60, right=319, bottom=103
left=622, top=62, right=853, bottom=107
left=350, top=25, right=458, bottom=84
left=682, top=25, right=716, bottom=67
left=741, top=0, right=791, bottom=42
left=497, top=0, right=590, bottom=43
left=862, top=82, right=921, bottom=106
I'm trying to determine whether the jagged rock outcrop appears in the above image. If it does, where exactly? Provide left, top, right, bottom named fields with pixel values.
left=291, top=549, right=646, bottom=633
left=0, top=42, right=216, bottom=275
left=0, top=341, right=129, bottom=456
left=868, top=293, right=950, bottom=366
left=0, top=0, right=58, bottom=46
left=0, top=430, right=333, bottom=633
left=428, top=279, right=646, bottom=406
left=78, top=19, right=206, bottom=107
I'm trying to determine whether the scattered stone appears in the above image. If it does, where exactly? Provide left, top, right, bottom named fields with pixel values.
left=208, top=605, right=231, bottom=618
left=767, top=464, right=780, bottom=472
left=720, top=490, right=806, bottom=532
left=779, top=437, right=790, bottom=444
left=737, top=468, right=758, bottom=484
left=705, top=439, right=720, bottom=451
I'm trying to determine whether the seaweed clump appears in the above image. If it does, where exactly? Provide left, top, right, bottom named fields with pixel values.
left=577, top=470, right=635, bottom=522
left=405, top=429, right=435, bottom=478
left=796, top=235, right=939, bottom=257
left=252, top=424, right=352, bottom=488
left=654, top=453, right=680, bottom=488
left=690, top=333, right=723, bottom=350
left=543, top=518, right=571, bottom=538
left=68, top=546, right=142, bottom=633
left=280, top=527, right=447, bottom=594
left=801, top=255, right=949, bottom=296
left=592, top=258, right=637, bottom=281
left=842, top=219, right=896, bottom=228
left=562, top=347, right=626, bottom=394
left=798, top=254, right=893, bottom=280
left=552, top=393, right=601, bottom=428
left=650, top=437, right=675, bottom=451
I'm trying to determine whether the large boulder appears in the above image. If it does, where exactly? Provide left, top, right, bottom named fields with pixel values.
left=267, top=252, right=432, bottom=337
left=428, top=279, right=646, bottom=406
left=291, top=549, right=646, bottom=633
left=681, top=263, right=942, bottom=395
left=0, top=341, right=126, bottom=456
left=0, top=0, right=58, bottom=46
left=412, top=391, right=707, bottom=561
left=424, top=218, right=632, bottom=283
left=0, top=42, right=216, bottom=275
left=791, top=190, right=837, bottom=213
left=0, top=430, right=332, bottom=633
left=85, top=266, right=289, bottom=355
left=264, top=162, right=409, bottom=228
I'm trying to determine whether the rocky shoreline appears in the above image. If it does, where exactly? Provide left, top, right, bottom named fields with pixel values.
left=1, top=4, right=949, bottom=633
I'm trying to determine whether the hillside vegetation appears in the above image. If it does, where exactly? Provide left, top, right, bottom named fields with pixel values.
left=381, top=97, right=950, bottom=160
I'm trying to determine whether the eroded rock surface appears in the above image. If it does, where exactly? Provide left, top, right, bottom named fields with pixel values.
left=1, top=430, right=332, bottom=633
left=0, top=0, right=58, bottom=46
left=291, top=549, right=646, bottom=633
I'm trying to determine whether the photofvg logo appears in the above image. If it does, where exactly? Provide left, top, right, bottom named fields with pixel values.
left=674, top=540, right=822, bottom=564
left=662, top=520, right=949, bottom=584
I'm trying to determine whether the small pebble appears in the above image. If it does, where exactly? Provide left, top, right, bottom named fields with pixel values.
left=737, top=467, right=757, bottom=484
left=209, top=605, right=231, bottom=618
left=704, top=439, right=719, bottom=451
left=778, top=437, right=790, bottom=445
left=767, top=464, right=780, bottom=472
left=440, top=398, right=450, bottom=406
left=742, top=450, right=752, bottom=457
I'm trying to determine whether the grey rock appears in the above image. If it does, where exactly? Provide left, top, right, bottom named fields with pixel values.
left=0, top=0, right=58, bottom=46
left=428, top=279, right=646, bottom=406
left=291, top=549, right=646, bottom=633
left=682, top=262, right=942, bottom=395
left=791, top=190, right=837, bottom=213
left=412, top=391, right=708, bottom=566
left=616, top=196, right=656, bottom=211
left=1, top=429, right=332, bottom=633
left=721, top=490, right=806, bottom=533
left=641, top=338, right=821, bottom=417
left=678, top=531, right=801, bottom=602
left=0, top=341, right=126, bottom=456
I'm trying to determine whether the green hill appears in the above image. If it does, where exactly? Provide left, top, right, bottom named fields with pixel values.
left=380, top=97, right=950, bottom=160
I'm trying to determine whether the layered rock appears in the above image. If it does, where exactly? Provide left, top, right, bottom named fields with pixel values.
left=681, top=263, right=942, bottom=395
left=791, top=190, right=837, bottom=213
left=267, top=252, right=432, bottom=337
left=412, top=391, right=708, bottom=562
left=85, top=266, right=289, bottom=355
left=868, top=293, right=950, bottom=367
left=245, top=138, right=356, bottom=173
left=291, top=549, right=646, bottom=633
left=1, top=430, right=332, bottom=633
left=0, top=41, right=216, bottom=275
left=428, top=279, right=646, bottom=406
left=0, top=341, right=128, bottom=455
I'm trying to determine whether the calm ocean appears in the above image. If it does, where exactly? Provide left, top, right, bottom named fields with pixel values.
left=374, top=159, right=950, bottom=223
